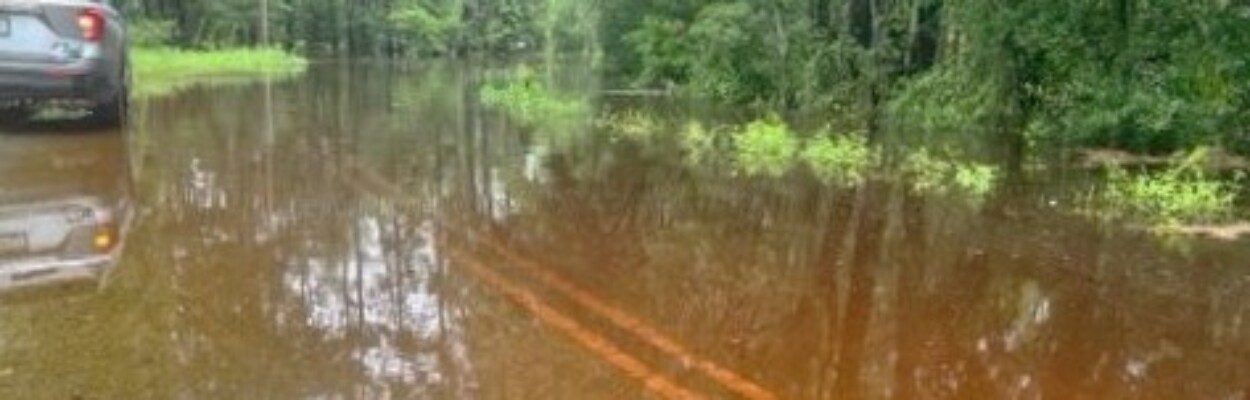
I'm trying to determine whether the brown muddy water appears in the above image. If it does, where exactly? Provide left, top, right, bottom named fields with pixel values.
left=0, top=62, right=1247, bottom=399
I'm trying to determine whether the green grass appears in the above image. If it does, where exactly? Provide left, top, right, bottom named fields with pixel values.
left=131, top=47, right=309, bottom=97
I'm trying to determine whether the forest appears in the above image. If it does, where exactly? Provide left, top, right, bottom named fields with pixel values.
left=120, top=0, right=1250, bottom=159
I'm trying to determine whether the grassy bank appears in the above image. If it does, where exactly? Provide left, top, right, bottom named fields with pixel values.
left=131, top=47, right=309, bottom=97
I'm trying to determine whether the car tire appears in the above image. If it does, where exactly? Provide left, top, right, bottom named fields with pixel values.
left=90, top=86, right=128, bottom=128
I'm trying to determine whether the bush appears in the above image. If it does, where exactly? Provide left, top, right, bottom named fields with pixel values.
left=480, top=66, right=588, bottom=126
left=681, top=120, right=717, bottom=165
left=596, top=110, right=662, bottom=141
left=800, top=132, right=874, bottom=186
left=733, top=116, right=798, bottom=177
left=1098, top=149, right=1239, bottom=226
left=901, top=148, right=999, bottom=202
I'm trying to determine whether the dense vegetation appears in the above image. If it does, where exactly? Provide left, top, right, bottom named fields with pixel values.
left=603, top=0, right=1250, bottom=157
left=120, top=0, right=1248, bottom=226
left=120, top=0, right=1250, bottom=157
left=119, top=0, right=595, bottom=56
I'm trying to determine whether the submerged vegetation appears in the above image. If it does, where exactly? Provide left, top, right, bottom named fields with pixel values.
left=800, top=133, right=873, bottom=186
left=480, top=67, right=589, bottom=127
left=902, top=149, right=998, bottom=200
left=681, top=121, right=717, bottom=166
left=117, top=0, right=1248, bottom=234
left=132, top=47, right=308, bottom=97
left=588, top=110, right=1001, bottom=201
left=733, top=117, right=800, bottom=178
left=1088, top=149, right=1242, bottom=226
left=596, top=110, right=663, bottom=141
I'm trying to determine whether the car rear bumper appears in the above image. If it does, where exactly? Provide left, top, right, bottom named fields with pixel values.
left=0, top=59, right=117, bottom=104
left=0, top=252, right=116, bottom=291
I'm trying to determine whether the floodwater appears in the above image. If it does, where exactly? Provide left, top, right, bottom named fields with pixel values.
left=0, top=62, right=1248, bottom=399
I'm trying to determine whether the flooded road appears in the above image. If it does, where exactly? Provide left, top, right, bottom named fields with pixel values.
left=1, top=63, right=1248, bottom=399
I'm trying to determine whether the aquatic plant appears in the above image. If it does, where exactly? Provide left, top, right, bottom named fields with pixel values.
left=953, top=163, right=999, bottom=198
left=800, top=132, right=874, bottom=186
left=1100, top=169, right=1237, bottom=226
left=733, top=116, right=799, bottom=177
left=132, top=47, right=308, bottom=98
left=902, top=149, right=952, bottom=193
left=1083, top=148, right=1241, bottom=226
left=901, top=148, right=999, bottom=202
left=480, top=66, right=588, bottom=126
left=596, top=110, right=663, bottom=140
left=681, top=120, right=717, bottom=165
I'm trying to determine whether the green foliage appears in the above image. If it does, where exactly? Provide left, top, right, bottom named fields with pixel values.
left=626, top=16, right=695, bottom=86
left=902, top=149, right=952, bottom=193
left=681, top=120, right=717, bottom=165
left=683, top=3, right=772, bottom=104
left=132, top=47, right=308, bottom=98
left=619, top=0, right=840, bottom=107
left=888, top=65, right=995, bottom=138
left=1095, top=149, right=1240, bottom=226
left=480, top=67, right=588, bottom=126
left=128, top=19, right=176, bottom=47
left=596, top=110, right=663, bottom=141
left=800, top=132, right=874, bottom=186
left=901, top=149, right=999, bottom=201
left=953, top=164, right=999, bottom=198
left=605, top=0, right=1250, bottom=158
left=733, top=116, right=799, bottom=177
left=121, top=0, right=574, bottom=56
left=388, top=3, right=465, bottom=54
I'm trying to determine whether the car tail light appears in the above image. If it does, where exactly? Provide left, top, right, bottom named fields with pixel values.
left=77, top=9, right=104, bottom=42
left=93, top=223, right=117, bottom=252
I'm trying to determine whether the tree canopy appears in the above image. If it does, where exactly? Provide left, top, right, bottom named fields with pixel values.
left=122, top=0, right=1250, bottom=155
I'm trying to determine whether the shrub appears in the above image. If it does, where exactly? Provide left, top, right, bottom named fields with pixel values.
left=681, top=120, right=717, bottom=165
left=800, top=133, right=874, bottom=186
left=480, top=67, right=587, bottom=126
left=733, top=116, right=798, bottom=177
left=953, top=164, right=999, bottom=198
left=901, top=148, right=999, bottom=202
left=596, top=110, right=662, bottom=140
left=1101, top=168, right=1237, bottom=226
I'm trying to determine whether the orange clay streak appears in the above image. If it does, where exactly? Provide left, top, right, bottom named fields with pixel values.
left=347, top=158, right=776, bottom=400
left=452, top=230, right=780, bottom=400
left=444, top=245, right=703, bottom=400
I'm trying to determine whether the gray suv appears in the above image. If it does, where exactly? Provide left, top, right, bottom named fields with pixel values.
left=0, top=0, right=128, bottom=126
left=0, top=134, right=131, bottom=292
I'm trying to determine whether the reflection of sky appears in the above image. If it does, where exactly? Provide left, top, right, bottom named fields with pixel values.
left=284, top=215, right=474, bottom=390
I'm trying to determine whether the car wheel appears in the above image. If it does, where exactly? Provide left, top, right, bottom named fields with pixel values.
left=91, top=81, right=129, bottom=128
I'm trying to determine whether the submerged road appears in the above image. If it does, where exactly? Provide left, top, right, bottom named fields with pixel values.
left=0, top=64, right=1248, bottom=399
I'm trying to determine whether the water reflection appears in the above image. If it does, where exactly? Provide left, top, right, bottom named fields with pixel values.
left=0, top=126, right=131, bottom=293
left=0, top=63, right=1246, bottom=399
